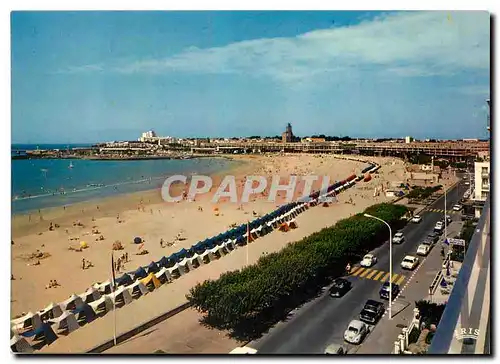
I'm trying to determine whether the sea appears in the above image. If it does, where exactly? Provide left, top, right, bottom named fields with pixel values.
left=11, top=144, right=242, bottom=214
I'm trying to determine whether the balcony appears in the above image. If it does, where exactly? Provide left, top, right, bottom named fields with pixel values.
left=481, top=171, right=489, bottom=178
left=428, top=197, right=490, bottom=354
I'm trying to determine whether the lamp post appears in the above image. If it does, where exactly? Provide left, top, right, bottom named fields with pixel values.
left=364, top=213, right=393, bottom=319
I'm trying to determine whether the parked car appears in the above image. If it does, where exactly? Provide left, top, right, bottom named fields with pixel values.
left=360, top=254, right=377, bottom=268
left=393, top=232, right=405, bottom=244
left=417, top=243, right=432, bottom=256
left=359, top=299, right=385, bottom=324
left=427, top=232, right=440, bottom=244
left=379, top=282, right=400, bottom=300
left=434, top=221, right=444, bottom=233
left=452, top=204, right=463, bottom=211
left=329, top=278, right=352, bottom=298
left=344, top=320, right=369, bottom=344
left=324, top=343, right=348, bottom=355
left=401, top=255, right=419, bottom=270
left=411, top=215, right=422, bottom=223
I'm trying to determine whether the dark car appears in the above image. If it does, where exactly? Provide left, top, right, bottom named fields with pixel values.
left=359, top=299, right=385, bottom=324
left=427, top=232, right=440, bottom=244
left=329, top=278, right=352, bottom=297
left=379, top=282, right=400, bottom=300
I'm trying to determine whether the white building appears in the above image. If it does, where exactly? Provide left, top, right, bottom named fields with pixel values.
left=138, top=130, right=157, bottom=142
left=474, top=161, right=490, bottom=201
left=405, top=136, right=414, bottom=143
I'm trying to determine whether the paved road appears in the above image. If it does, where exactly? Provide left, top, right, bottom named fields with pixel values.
left=252, top=180, right=468, bottom=354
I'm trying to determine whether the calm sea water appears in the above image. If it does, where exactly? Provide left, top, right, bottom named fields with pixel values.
left=11, top=144, right=242, bottom=214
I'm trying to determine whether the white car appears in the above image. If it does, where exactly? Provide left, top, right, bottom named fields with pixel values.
left=434, top=221, right=444, bottom=232
left=464, top=181, right=470, bottom=185
left=452, top=204, right=462, bottom=211
left=393, top=232, right=405, bottom=244
left=411, top=215, right=422, bottom=223
left=344, top=320, right=369, bottom=344
left=360, top=254, right=377, bottom=267
left=416, top=243, right=431, bottom=256
left=401, top=255, right=419, bottom=270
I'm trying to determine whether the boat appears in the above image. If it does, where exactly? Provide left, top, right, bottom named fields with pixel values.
left=69, top=162, right=74, bottom=169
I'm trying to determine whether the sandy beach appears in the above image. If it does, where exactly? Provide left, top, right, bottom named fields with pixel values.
left=10, top=153, right=458, bottom=352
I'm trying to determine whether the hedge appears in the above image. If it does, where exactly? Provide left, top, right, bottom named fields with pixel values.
left=187, top=203, right=408, bottom=339
left=406, top=185, right=442, bottom=200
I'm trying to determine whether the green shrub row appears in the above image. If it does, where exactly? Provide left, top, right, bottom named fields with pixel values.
left=407, top=185, right=442, bottom=200
left=187, top=203, right=408, bottom=338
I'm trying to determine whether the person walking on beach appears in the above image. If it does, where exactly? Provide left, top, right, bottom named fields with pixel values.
left=160, top=238, right=164, bottom=248
left=82, top=258, right=86, bottom=270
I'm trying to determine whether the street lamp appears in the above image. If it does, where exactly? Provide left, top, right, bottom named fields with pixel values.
left=364, top=213, right=393, bottom=319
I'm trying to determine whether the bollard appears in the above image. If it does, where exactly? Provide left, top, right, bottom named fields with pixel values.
left=394, top=341, right=400, bottom=354
left=402, top=327, right=409, bottom=348
left=398, top=334, right=405, bottom=353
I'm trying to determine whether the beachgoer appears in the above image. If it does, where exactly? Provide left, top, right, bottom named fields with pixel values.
left=125, top=252, right=128, bottom=262
left=82, top=258, right=86, bottom=270
left=11, top=274, right=14, bottom=280
left=346, top=263, right=351, bottom=275
left=160, top=238, right=164, bottom=248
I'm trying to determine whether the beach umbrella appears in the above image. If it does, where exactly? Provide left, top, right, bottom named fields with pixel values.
left=80, top=241, right=88, bottom=249
left=133, top=237, right=142, bottom=244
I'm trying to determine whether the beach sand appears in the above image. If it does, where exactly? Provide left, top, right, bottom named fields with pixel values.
left=10, top=154, right=457, bottom=353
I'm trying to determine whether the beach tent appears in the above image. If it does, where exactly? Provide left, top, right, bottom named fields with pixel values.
left=60, top=294, right=85, bottom=311
left=71, top=304, right=96, bottom=325
left=48, top=311, right=80, bottom=335
left=126, top=280, right=149, bottom=298
left=134, top=237, right=142, bottom=244
left=155, top=267, right=172, bottom=284
left=80, top=241, right=88, bottom=249
left=187, top=253, right=204, bottom=267
left=79, top=287, right=102, bottom=304
left=132, top=267, right=148, bottom=280
left=10, top=334, right=33, bottom=353
left=193, top=242, right=207, bottom=254
left=141, top=273, right=162, bottom=291
left=155, top=256, right=169, bottom=268
left=115, top=273, right=133, bottom=287
left=107, top=286, right=133, bottom=306
left=93, top=280, right=112, bottom=295
left=39, top=302, right=63, bottom=322
left=89, top=295, right=114, bottom=316
left=11, top=312, right=42, bottom=333
left=289, top=219, right=298, bottom=229
left=166, top=263, right=183, bottom=278
left=19, top=322, right=57, bottom=346
left=178, top=258, right=194, bottom=273
left=145, top=261, right=160, bottom=274
left=279, top=223, right=290, bottom=232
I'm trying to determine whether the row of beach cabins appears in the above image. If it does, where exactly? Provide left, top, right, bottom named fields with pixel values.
left=11, top=159, right=381, bottom=353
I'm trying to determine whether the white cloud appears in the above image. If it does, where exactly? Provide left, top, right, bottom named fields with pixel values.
left=63, top=11, right=490, bottom=82
left=55, top=64, right=104, bottom=74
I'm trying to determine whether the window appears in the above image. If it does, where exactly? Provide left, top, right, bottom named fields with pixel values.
left=482, top=167, right=489, bottom=174
left=481, top=191, right=489, bottom=199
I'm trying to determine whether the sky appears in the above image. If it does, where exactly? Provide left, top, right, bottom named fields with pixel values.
left=11, top=11, right=490, bottom=144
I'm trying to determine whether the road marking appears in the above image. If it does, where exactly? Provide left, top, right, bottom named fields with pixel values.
left=380, top=272, right=390, bottom=282
left=352, top=267, right=366, bottom=277
left=365, top=269, right=379, bottom=279
left=390, top=274, right=400, bottom=283
left=395, top=275, right=406, bottom=285
left=359, top=268, right=372, bottom=278
left=350, top=266, right=361, bottom=275
left=373, top=271, right=385, bottom=281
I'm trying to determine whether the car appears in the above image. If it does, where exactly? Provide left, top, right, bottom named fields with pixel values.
left=417, top=243, right=431, bottom=256
left=359, top=299, right=385, bottom=324
left=393, top=232, right=405, bottom=244
left=452, top=204, right=463, bottom=211
left=360, top=254, right=377, bottom=267
left=427, top=232, right=440, bottom=244
left=324, top=343, right=348, bottom=355
left=329, top=278, right=352, bottom=298
left=379, top=281, right=400, bottom=300
left=445, top=215, right=452, bottom=224
left=401, top=255, right=419, bottom=270
left=464, top=181, right=470, bottom=185
left=434, top=221, right=444, bottom=233
left=344, top=320, right=369, bottom=345
left=411, top=215, right=422, bottom=223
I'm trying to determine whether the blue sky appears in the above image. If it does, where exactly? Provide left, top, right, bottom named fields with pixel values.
left=11, top=11, right=490, bottom=144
